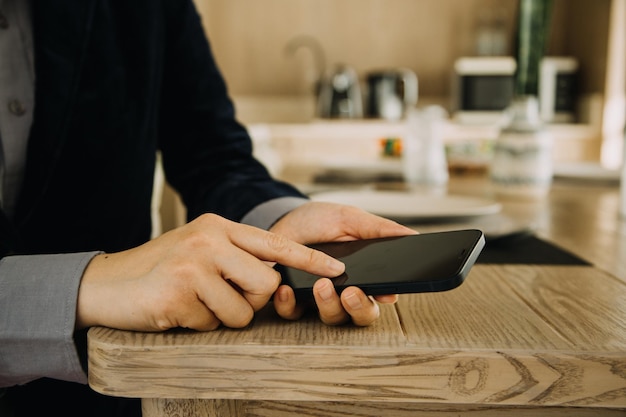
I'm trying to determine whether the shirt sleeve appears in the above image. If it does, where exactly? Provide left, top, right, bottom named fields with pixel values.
left=240, top=196, right=309, bottom=231
left=0, top=252, right=100, bottom=387
left=0, top=197, right=309, bottom=390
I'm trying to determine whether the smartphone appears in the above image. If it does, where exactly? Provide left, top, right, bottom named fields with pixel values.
left=277, top=229, right=485, bottom=300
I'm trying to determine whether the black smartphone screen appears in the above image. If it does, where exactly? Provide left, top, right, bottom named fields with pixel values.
left=277, top=229, right=485, bottom=299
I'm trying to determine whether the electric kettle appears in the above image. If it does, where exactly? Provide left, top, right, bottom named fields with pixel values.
left=316, top=64, right=363, bottom=119
left=366, top=69, right=418, bottom=120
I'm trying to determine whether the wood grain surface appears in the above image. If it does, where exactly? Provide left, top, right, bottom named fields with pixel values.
left=89, top=265, right=626, bottom=408
left=88, top=177, right=626, bottom=416
left=143, top=399, right=626, bottom=417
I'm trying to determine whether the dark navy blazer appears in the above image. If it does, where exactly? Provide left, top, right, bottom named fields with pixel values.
left=1, top=1, right=306, bottom=416
left=0, top=0, right=303, bottom=257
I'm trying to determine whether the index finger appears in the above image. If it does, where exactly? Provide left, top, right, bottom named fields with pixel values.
left=229, top=223, right=345, bottom=278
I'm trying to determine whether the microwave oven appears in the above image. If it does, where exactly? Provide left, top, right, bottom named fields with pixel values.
left=451, top=56, right=516, bottom=125
left=539, top=57, right=578, bottom=123
left=452, top=56, right=579, bottom=125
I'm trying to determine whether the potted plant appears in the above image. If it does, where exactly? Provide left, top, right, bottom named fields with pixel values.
left=490, top=0, right=555, bottom=199
left=514, top=0, right=553, bottom=98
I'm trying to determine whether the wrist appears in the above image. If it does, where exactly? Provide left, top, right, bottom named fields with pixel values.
left=75, top=253, right=108, bottom=329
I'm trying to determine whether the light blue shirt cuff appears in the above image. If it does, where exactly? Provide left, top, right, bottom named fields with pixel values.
left=240, top=196, right=309, bottom=230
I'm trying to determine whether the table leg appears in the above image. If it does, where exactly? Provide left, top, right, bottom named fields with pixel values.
left=142, top=398, right=244, bottom=417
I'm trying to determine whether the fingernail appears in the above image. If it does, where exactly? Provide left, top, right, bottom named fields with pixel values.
left=344, top=290, right=363, bottom=310
left=317, top=280, right=334, bottom=302
left=328, top=258, right=345, bottom=276
left=277, top=287, right=289, bottom=303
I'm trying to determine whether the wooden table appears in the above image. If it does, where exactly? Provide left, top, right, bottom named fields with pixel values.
left=87, top=176, right=626, bottom=416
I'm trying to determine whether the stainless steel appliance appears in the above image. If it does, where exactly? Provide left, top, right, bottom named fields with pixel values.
left=316, top=64, right=363, bottom=119
left=451, top=56, right=516, bottom=125
left=365, top=69, right=418, bottom=120
left=539, top=56, right=578, bottom=123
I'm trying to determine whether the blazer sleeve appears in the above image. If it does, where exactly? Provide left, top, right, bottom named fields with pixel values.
left=157, top=1, right=306, bottom=224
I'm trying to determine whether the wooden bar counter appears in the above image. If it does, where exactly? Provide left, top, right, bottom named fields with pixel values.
left=88, top=175, right=626, bottom=416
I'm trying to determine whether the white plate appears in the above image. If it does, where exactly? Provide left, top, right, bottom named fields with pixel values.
left=553, top=162, right=620, bottom=182
left=320, top=158, right=403, bottom=175
left=311, top=190, right=502, bottom=221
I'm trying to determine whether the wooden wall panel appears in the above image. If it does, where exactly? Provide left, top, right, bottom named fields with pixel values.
left=192, top=0, right=610, bottom=101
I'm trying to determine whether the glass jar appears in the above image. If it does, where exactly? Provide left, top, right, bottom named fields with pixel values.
left=490, top=95, right=553, bottom=199
left=402, top=106, right=449, bottom=192
left=619, top=130, right=626, bottom=220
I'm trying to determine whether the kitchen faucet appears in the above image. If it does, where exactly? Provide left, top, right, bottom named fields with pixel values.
left=284, top=34, right=326, bottom=98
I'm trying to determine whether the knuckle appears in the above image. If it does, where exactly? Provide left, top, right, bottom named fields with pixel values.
left=199, top=318, right=222, bottom=332
left=254, top=268, right=282, bottom=295
left=179, top=314, right=223, bottom=332
left=337, top=203, right=362, bottom=219
left=195, top=212, right=224, bottom=226
left=307, top=247, right=322, bottom=267
left=265, top=232, right=290, bottom=253
left=263, top=269, right=283, bottom=293
left=191, top=213, right=231, bottom=236
left=154, top=317, right=176, bottom=331
left=151, top=292, right=190, bottom=331
left=178, top=229, right=224, bottom=256
left=229, top=308, right=254, bottom=329
left=180, top=229, right=211, bottom=251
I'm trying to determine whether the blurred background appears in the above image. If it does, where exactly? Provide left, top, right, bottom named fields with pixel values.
left=194, top=0, right=612, bottom=120
left=156, top=0, right=624, bottom=231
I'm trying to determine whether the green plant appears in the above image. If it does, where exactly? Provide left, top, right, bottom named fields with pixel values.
left=514, top=0, right=554, bottom=97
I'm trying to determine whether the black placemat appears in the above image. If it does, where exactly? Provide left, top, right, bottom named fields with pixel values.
left=477, top=234, right=591, bottom=265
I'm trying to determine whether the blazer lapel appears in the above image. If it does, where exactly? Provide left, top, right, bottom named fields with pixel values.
left=16, top=0, right=99, bottom=225
left=0, top=208, right=21, bottom=255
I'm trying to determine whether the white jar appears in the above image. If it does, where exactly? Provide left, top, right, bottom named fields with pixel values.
left=490, top=96, right=553, bottom=199
left=619, top=131, right=626, bottom=220
left=402, top=106, right=449, bottom=190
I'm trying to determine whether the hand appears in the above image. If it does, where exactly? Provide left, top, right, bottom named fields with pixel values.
left=76, top=213, right=345, bottom=332
left=269, top=201, right=417, bottom=326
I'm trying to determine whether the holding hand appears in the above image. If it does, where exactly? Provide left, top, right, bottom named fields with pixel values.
left=76, top=213, right=345, bottom=332
left=76, top=203, right=415, bottom=333
left=270, top=202, right=417, bottom=326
